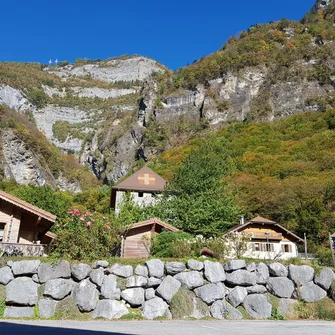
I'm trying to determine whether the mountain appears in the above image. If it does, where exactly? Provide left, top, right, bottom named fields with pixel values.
left=0, top=0, right=335, bottom=188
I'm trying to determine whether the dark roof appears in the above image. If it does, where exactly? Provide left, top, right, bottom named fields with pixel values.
left=112, top=166, right=167, bottom=192
left=128, top=218, right=180, bottom=232
left=249, top=216, right=276, bottom=224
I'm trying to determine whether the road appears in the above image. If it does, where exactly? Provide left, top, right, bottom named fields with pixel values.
left=0, top=320, right=334, bottom=335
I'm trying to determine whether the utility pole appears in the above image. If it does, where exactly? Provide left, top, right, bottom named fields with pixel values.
left=329, top=233, right=335, bottom=267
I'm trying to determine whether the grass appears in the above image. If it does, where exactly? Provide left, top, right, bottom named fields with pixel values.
left=53, top=296, right=92, bottom=320
left=170, top=288, right=194, bottom=319
left=119, top=308, right=143, bottom=320
left=293, top=298, right=335, bottom=321
left=0, top=285, right=6, bottom=317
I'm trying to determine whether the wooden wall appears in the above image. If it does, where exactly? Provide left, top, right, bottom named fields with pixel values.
left=123, top=225, right=152, bottom=259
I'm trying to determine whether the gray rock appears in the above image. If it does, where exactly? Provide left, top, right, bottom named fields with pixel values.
left=142, top=297, right=170, bottom=320
left=108, top=264, right=133, bottom=278
left=247, top=262, right=257, bottom=272
left=38, top=261, right=71, bottom=283
left=226, top=270, right=257, bottom=286
left=300, top=282, right=327, bottom=302
left=156, top=276, right=181, bottom=303
left=39, top=299, right=57, bottom=318
left=267, top=277, right=295, bottom=298
left=6, top=277, right=38, bottom=306
left=92, top=260, right=109, bottom=269
left=204, top=260, right=226, bottom=283
left=32, top=274, right=39, bottom=283
left=71, top=263, right=91, bottom=281
left=247, top=285, right=267, bottom=294
left=278, top=298, right=298, bottom=318
left=0, top=266, right=14, bottom=285
left=289, top=265, right=314, bottom=286
left=126, top=275, right=148, bottom=288
left=89, top=268, right=105, bottom=288
left=174, top=271, right=204, bottom=290
left=100, top=274, right=121, bottom=300
left=7, top=260, right=13, bottom=268
left=145, top=259, right=165, bottom=278
left=145, top=288, right=156, bottom=300
left=72, top=278, right=99, bottom=312
left=93, top=300, right=128, bottom=319
left=166, top=262, right=185, bottom=275
left=4, top=307, right=34, bottom=318
left=11, top=260, right=40, bottom=276
left=121, top=287, right=145, bottom=307
left=210, top=300, right=243, bottom=320
left=224, top=260, right=246, bottom=272
left=135, top=265, right=148, bottom=278
left=243, top=294, right=272, bottom=319
left=187, top=259, right=204, bottom=271
left=268, top=263, right=288, bottom=277
left=227, top=286, right=248, bottom=307
left=190, top=296, right=210, bottom=319
left=256, top=263, right=269, bottom=284
left=44, top=278, right=73, bottom=300
left=315, top=268, right=335, bottom=291
left=147, top=277, right=162, bottom=288
left=194, top=282, right=226, bottom=305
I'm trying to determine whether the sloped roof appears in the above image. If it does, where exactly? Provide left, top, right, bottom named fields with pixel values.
left=249, top=216, right=276, bottom=224
left=113, top=166, right=167, bottom=192
left=0, top=190, right=57, bottom=222
left=129, top=218, right=180, bottom=232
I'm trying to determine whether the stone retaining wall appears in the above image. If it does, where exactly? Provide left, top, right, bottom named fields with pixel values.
left=0, top=259, right=334, bottom=320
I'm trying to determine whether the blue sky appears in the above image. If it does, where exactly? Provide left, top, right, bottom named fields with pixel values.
left=1, top=0, right=316, bottom=70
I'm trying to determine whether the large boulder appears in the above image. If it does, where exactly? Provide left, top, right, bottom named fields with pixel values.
left=247, top=262, right=257, bottom=272
left=92, top=260, right=109, bottom=269
left=243, top=294, right=272, bottom=319
left=194, top=282, right=226, bottom=305
left=203, top=260, right=226, bottom=283
left=224, top=260, right=246, bottom=272
left=126, top=275, right=148, bottom=288
left=6, top=277, right=38, bottom=306
left=225, top=270, right=257, bottom=287
left=38, top=299, right=57, bottom=318
left=135, top=265, right=149, bottom=278
left=210, top=300, right=243, bottom=320
left=267, top=277, right=295, bottom=298
left=11, top=260, right=40, bottom=276
left=156, top=276, right=181, bottom=303
left=108, top=264, right=133, bottom=278
left=145, top=288, right=156, bottom=300
left=44, top=278, right=73, bottom=300
left=278, top=298, right=298, bottom=318
left=255, top=263, right=269, bottom=284
left=89, top=268, right=105, bottom=288
left=187, top=259, right=204, bottom=271
left=72, top=279, right=99, bottom=312
left=268, top=263, right=288, bottom=277
left=314, top=268, right=335, bottom=291
left=226, top=286, right=248, bottom=307
left=288, top=265, right=314, bottom=286
left=4, top=307, right=34, bottom=318
left=147, top=277, right=162, bottom=288
left=174, top=271, right=204, bottom=290
left=121, top=287, right=145, bottom=307
left=93, top=300, right=128, bottom=319
left=142, top=297, right=170, bottom=319
left=166, top=262, right=185, bottom=275
left=145, top=259, right=165, bottom=278
left=247, top=285, right=267, bottom=294
left=38, top=261, right=71, bottom=283
left=300, top=282, right=327, bottom=302
left=100, top=274, right=120, bottom=300
left=71, top=263, right=91, bottom=281
left=0, top=266, right=14, bottom=285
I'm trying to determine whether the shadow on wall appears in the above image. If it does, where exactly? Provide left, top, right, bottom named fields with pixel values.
left=0, top=322, right=135, bottom=335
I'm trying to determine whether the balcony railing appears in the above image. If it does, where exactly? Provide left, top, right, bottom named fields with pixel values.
left=250, top=232, right=283, bottom=240
left=0, top=242, right=46, bottom=257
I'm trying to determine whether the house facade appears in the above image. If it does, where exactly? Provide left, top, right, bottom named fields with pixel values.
left=225, top=216, right=304, bottom=260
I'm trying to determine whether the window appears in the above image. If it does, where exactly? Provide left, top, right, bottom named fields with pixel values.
left=138, top=192, right=144, bottom=198
left=281, top=244, right=292, bottom=253
left=252, top=242, right=274, bottom=252
left=0, top=223, right=5, bottom=242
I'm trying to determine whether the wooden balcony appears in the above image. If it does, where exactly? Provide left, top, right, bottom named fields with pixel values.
left=0, top=242, right=46, bottom=257
left=250, top=232, right=283, bottom=240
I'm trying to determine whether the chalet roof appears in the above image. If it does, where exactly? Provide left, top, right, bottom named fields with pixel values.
left=249, top=216, right=276, bottom=224
left=129, top=218, right=180, bottom=232
left=0, top=190, right=57, bottom=223
left=113, top=166, right=167, bottom=192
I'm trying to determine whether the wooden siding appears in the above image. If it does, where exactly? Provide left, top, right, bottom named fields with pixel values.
left=123, top=225, right=153, bottom=258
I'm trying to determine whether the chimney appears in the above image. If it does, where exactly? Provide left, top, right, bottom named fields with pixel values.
left=240, top=215, right=245, bottom=226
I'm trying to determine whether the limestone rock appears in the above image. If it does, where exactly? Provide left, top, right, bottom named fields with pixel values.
left=288, top=265, right=314, bottom=286
left=126, top=275, right=148, bottom=288
left=225, top=270, right=257, bottom=287
left=44, top=278, right=73, bottom=300
left=300, top=282, right=327, bottom=302
left=89, top=268, right=105, bottom=288
left=38, top=261, right=71, bottom=283
left=210, top=300, right=243, bottom=320
left=194, top=282, right=226, bottom=305
left=314, top=268, right=335, bottom=291
left=72, top=279, right=99, bottom=312
left=156, top=276, right=181, bottom=303
left=268, top=263, right=288, bottom=277
left=145, top=288, right=156, bottom=300
left=108, top=264, right=133, bottom=278
left=278, top=298, right=298, bottom=318
left=145, top=259, right=165, bottom=278
left=243, top=294, right=272, bottom=319
left=32, top=274, right=39, bottom=283
left=147, top=277, right=162, bottom=288
left=92, top=260, right=109, bottom=269
left=174, top=271, right=204, bottom=290
left=224, top=260, right=246, bottom=272
left=187, top=259, right=204, bottom=271
left=0, top=266, right=14, bottom=285
left=166, top=262, right=185, bottom=275
left=11, top=260, right=40, bottom=276
left=267, top=277, right=294, bottom=298
left=247, top=285, right=267, bottom=294
left=4, top=307, right=34, bottom=318
left=135, top=265, right=149, bottom=278
left=100, top=274, right=121, bottom=300
left=204, top=260, right=226, bottom=283
left=142, top=297, right=170, bottom=320
left=71, top=263, right=91, bottom=281
left=227, top=286, right=248, bottom=307
left=247, top=262, right=257, bottom=272
left=93, top=300, right=128, bottom=319
left=190, top=296, right=210, bottom=319
left=39, top=299, right=57, bottom=318
left=6, top=277, right=38, bottom=306
left=256, top=263, right=269, bottom=284
left=121, top=287, right=145, bottom=307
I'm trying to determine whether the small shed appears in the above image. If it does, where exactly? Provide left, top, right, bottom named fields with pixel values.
left=121, top=218, right=180, bottom=258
